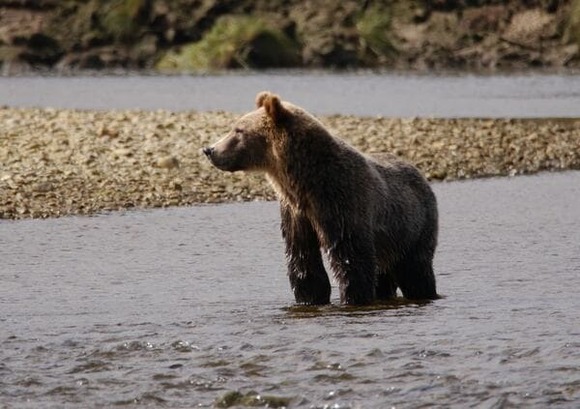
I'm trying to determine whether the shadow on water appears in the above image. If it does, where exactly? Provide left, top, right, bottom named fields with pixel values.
left=283, top=297, right=435, bottom=319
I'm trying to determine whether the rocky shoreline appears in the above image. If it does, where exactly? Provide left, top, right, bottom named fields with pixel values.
left=1, top=107, right=579, bottom=220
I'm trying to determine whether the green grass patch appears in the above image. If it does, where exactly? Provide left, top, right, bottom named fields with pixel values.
left=565, top=0, right=580, bottom=46
left=49, top=0, right=148, bottom=46
left=356, top=4, right=397, bottom=62
left=156, top=15, right=301, bottom=71
left=100, top=0, right=147, bottom=41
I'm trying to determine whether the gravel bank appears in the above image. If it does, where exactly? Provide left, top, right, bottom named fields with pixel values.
left=1, top=107, right=579, bottom=219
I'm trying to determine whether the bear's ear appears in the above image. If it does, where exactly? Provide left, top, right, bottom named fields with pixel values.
left=256, top=91, right=287, bottom=124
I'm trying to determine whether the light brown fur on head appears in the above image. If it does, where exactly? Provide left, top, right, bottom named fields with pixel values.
left=256, top=91, right=288, bottom=124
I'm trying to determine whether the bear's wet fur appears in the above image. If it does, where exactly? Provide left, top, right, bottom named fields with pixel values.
left=204, top=91, right=439, bottom=305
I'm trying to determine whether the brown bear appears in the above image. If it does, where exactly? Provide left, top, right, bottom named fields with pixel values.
left=203, top=92, right=438, bottom=305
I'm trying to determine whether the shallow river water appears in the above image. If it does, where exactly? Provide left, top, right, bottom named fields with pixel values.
left=2, top=72, right=580, bottom=407
left=2, top=171, right=580, bottom=408
left=2, top=72, right=580, bottom=117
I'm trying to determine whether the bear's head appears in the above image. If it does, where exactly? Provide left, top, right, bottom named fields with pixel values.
left=203, top=91, right=292, bottom=173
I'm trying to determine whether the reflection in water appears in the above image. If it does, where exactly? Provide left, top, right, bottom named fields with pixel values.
left=284, top=298, right=434, bottom=319
left=1, top=171, right=580, bottom=408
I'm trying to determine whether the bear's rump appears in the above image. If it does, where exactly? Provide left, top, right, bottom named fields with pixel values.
left=368, top=162, right=436, bottom=263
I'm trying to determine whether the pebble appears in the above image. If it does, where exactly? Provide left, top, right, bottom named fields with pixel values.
left=0, top=107, right=578, bottom=219
left=156, top=155, right=180, bottom=169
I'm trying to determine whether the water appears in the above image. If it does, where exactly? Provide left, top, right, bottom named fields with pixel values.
left=2, top=72, right=579, bottom=406
left=2, top=171, right=580, bottom=408
left=1, top=72, right=580, bottom=117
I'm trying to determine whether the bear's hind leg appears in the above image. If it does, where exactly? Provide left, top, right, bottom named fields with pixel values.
left=394, top=252, right=438, bottom=300
left=327, top=238, right=377, bottom=305
left=375, top=271, right=397, bottom=301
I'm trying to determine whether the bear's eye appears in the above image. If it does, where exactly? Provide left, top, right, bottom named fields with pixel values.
left=234, top=128, right=244, bottom=135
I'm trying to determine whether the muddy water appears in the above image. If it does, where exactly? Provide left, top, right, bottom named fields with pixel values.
left=2, top=171, right=580, bottom=408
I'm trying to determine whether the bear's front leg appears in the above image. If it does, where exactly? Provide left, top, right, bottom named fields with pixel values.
left=281, top=204, right=331, bottom=305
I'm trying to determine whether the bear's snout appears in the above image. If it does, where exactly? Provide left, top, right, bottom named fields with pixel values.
left=202, top=146, right=214, bottom=157
left=203, top=145, right=233, bottom=171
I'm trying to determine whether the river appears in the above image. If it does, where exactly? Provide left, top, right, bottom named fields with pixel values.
left=1, top=73, right=580, bottom=408
left=1, top=71, right=580, bottom=117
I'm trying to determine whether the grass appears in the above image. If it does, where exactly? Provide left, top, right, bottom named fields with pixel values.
left=356, top=4, right=397, bottom=62
left=565, top=0, right=580, bottom=47
left=49, top=0, right=147, bottom=46
left=156, top=15, right=300, bottom=71
left=100, top=0, right=147, bottom=41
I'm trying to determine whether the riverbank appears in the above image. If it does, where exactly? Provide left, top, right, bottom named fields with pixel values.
left=1, top=0, right=579, bottom=73
left=1, top=107, right=578, bottom=219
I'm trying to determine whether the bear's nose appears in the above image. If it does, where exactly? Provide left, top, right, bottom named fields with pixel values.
left=202, top=147, right=213, bottom=157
